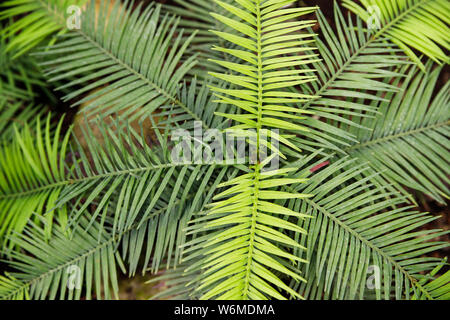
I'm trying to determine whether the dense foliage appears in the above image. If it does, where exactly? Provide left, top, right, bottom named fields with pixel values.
left=0, top=0, right=449, bottom=300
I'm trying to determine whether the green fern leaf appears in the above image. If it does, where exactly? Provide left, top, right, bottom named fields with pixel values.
left=184, top=0, right=320, bottom=300
left=38, top=1, right=199, bottom=124
left=0, top=114, right=70, bottom=250
left=286, top=157, right=448, bottom=300
left=342, top=63, right=450, bottom=203
left=0, top=0, right=87, bottom=58
left=342, top=0, right=450, bottom=71
left=293, top=4, right=412, bottom=153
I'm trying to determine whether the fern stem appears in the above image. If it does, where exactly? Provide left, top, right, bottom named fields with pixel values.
left=0, top=162, right=232, bottom=201
left=300, top=196, right=433, bottom=299
left=344, top=121, right=450, bottom=152
left=34, top=0, right=209, bottom=129
left=73, top=27, right=209, bottom=130
left=0, top=189, right=199, bottom=300
left=303, top=0, right=431, bottom=110
left=242, top=0, right=264, bottom=299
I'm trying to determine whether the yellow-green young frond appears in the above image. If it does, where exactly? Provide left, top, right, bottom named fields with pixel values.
left=0, top=114, right=71, bottom=251
left=0, top=0, right=88, bottom=58
left=0, top=273, right=29, bottom=300
left=184, top=1, right=320, bottom=300
left=342, top=0, right=450, bottom=71
left=209, top=0, right=320, bottom=132
left=184, top=164, right=312, bottom=300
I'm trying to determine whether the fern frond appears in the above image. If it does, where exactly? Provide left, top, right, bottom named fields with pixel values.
left=183, top=0, right=321, bottom=300
left=412, top=260, right=450, bottom=300
left=0, top=215, right=123, bottom=300
left=38, top=1, right=199, bottom=125
left=286, top=157, right=449, bottom=300
left=0, top=114, right=70, bottom=249
left=342, top=0, right=450, bottom=71
left=342, top=63, right=450, bottom=203
left=0, top=0, right=87, bottom=58
left=292, top=4, right=411, bottom=153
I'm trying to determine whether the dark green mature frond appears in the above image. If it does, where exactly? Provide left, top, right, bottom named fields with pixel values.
left=0, top=0, right=87, bottom=58
left=162, top=0, right=242, bottom=75
left=0, top=215, right=123, bottom=300
left=59, top=116, right=232, bottom=248
left=286, top=157, right=448, bottom=300
left=292, top=4, right=411, bottom=153
left=343, top=0, right=450, bottom=71
left=38, top=1, right=198, bottom=124
left=0, top=165, right=229, bottom=300
left=342, top=63, right=450, bottom=203
left=155, top=77, right=236, bottom=132
left=182, top=0, right=322, bottom=300
left=0, top=114, right=70, bottom=250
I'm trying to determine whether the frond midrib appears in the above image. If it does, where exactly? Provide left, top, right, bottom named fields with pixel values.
left=344, top=120, right=450, bottom=153
left=0, top=161, right=231, bottom=201
left=303, top=0, right=428, bottom=110
left=242, top=3, right=264, bottom=298
left=302, top=197, right=433, bottom=299
left=0, top=163, right=177, bottom=200
left=32, top=0, right=209, bottom=128
left=72, top=16, right=209, bottom=129
left=0, top=197, right=178, bottom=300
